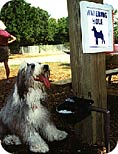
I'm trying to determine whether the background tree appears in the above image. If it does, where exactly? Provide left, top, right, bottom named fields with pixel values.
left=54, top=17, right=69, bottom=44
left=0, top=0, right=69, bottom=52
left=0, top=0, right=50, bottom=51
left=47, top=18, right=58, bottom=44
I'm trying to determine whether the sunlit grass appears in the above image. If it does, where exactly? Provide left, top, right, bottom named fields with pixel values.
left=0, top=62, right=71, bottom=82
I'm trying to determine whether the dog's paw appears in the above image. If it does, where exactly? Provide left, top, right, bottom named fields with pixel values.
left=30, top=142, right=49, bottom=153
left=49, top=130, right=68, bottom=141
left=3, top=135, right=21, bottom=145
left=56, top=130, right=68, bottom=141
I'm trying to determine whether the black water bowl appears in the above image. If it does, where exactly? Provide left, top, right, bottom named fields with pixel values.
left=56, top=96, right=94, bottom=124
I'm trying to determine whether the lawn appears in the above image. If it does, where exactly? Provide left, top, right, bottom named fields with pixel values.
left=0, top=62, right=71, bottom=81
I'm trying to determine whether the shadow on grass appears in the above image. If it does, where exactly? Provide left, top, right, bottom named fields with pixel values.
left=0, top=80, right=98, bottom=154
left=0, top=77, right=118, bottom=154
left=59, top=63, right=70, bottom=69
left=0, top=77, right=16, bottom=109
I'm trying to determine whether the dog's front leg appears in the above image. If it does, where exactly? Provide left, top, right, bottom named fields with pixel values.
left=22, top=127, right=49, bottom=153
left=2, top=135, right=21, bottom=145
left=0, top=119, right=7, bottom=140
left=42, top=122, right=68, bottom=142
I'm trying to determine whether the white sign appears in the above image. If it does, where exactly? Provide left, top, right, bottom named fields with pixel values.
left=80, top=1, right=113, bottom=53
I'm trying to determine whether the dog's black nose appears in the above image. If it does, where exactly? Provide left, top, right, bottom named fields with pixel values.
left=31, top=63, right=35, bottom=69
left=43, top=65, right=49, bottom=71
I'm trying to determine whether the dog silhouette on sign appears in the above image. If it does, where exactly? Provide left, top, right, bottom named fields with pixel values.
left=92, top=26, right=105, bottom=45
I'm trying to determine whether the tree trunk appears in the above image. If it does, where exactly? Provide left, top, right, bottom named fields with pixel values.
left=67, top=0, right=107, bottom=144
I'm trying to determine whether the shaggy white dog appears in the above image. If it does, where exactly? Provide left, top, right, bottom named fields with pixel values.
left=0, top=61, right=68, bottom=153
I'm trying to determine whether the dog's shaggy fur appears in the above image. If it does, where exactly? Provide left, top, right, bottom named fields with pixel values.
left=0, top=61, right=68, bottom=153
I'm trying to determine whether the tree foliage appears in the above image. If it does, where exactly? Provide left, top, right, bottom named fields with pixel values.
left=0, top=0, right=69, bottom=51
left=54, top=17, right=69, bottom=44
left=0, top=0, right=50, bottom=46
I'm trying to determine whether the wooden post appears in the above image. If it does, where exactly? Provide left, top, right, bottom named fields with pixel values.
left=67, top=0, right=107, bottom=144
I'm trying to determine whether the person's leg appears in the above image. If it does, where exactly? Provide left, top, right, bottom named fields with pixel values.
left=4, top=60, right=10, bottom=80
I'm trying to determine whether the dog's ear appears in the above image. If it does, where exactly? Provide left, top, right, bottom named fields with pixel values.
left=17, top=61, right=28, bottom=99
left=17, top=61, right=27, bottom=84
left=18, top=61, right=27, bottom=71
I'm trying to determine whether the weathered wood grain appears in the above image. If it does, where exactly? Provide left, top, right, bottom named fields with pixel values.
left=67, top=0, right=107, bottom=145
